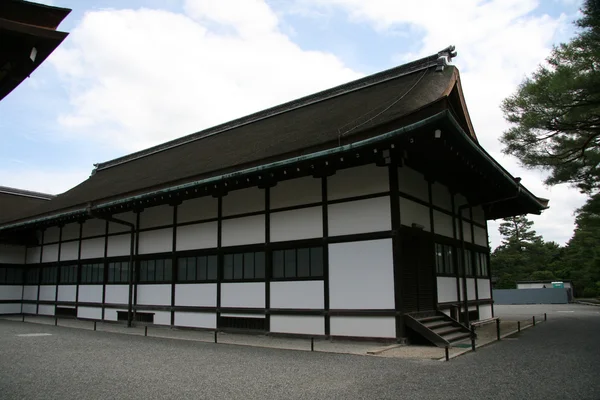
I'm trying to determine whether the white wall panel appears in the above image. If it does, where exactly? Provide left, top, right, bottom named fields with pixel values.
left=431, top=182, right=452, bottom=211
left=0, top=244, right=25, bottom=263
left=398, top=167, right=428, bottom=201
left=175, top=312, right=216, bottom=329
left=221, top=282, right=265, bottom=308
left=82, top=218, right=106, bottom=238
left=330, top=316, right=395, bottom=338
left=178, top=196, right=218, bottom=223
left=60, top=241, right=79, bottom=261
left=138, top=228, right=173, bottom=254
left=105, top=285, right=129, bottom=304
left=455, top=221, right=473, bottom=243
left=477, top=279, right=491, bottom=299
left=433, top=211, right=453, bottom=238
left=454, top=194, right=469, bottom=214
left=221, top=215, right=265, bottom=247
left=271, top=176, right=322, bottom=209
left=474, top=226, right=488, bottom=247
left=223, top=187, right=265, bottom=216
left=270, top=207, right=323, bottom=242
left=328, top=197, right=391, bottom=236
left=23, top=286, right=38, bottom=301
left=139, top=205, right=173, bottom=229
left=328, top=164, right=389, bottom=201
left=467, top=278, right=476, bottom=300
left=270, top=281, right=324, bottom=309
left=61, top=223, right=80, bottom=241
left=43, top=227, right=61, bottom=244
left=81, top=238, right=105, bottom=259
left=153, top=311, right=172, bottom=326
left=26, top=246, right=41, bottom=264
left=39, top=285, right=56, bottom=301
left=399, top=198, right=431, bottom=231
left=271, top=316, right=325, bottom=335
left=472, top=206, right=486, bottom=225
left=22, top=304, right=36, bottom=314
left=78, top=307, right=103, bottom=320
left=57, top=285, right=77, bottom=302
left=329, top=239, right=394, bottom=309
left=479, top=304, right=493, bottom=320
left=78, top=285, right=103, bottom=303
left=108, top=211, right=137, bottom=234
left=104, top=308, right=126, bottom=321
left=38, top=305, right=55, bottom=316
left=137, top=284, right=171, bottom=306
left=42, top=244, right=59, bottom=263
left=176, top=222, right=218, bottom=251
left=437, top=277, right=458, bottom=303
left=0, top=304, right=21, bottom=314
left=0, top=286, right=22, bottom=300
left=175, top=284, right=217, bottom=307
left=107, top=234, right=131, bottom=257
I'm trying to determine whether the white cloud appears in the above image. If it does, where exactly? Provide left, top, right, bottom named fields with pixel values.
left=50, top=0, right=360, bottom=152
left=0, top=169, right=90, bottom=195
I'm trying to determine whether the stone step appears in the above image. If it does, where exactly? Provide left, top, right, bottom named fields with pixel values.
left=443, top=331, right=471, bottom=343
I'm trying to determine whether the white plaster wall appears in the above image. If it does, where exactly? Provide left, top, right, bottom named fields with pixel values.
left=39, top=285, right=56, bottom=301
left=175, top=312, right=216, bottom=329
left=107, top=234, right=131, bottom=257
left=23, top=286, right=38, bottom=301
left=153, top=311, right=172, bottom=326
left=139, top=205, right=173, bottom=229
left=223, top=187, right=265, bottom=216
left=137, top=284, right=171, bottom=306
left=437, top=277, right=458, bottom=303
left=221, top=215, right=265, bottom=247
left=455, top=194, right=469, bottom=214
left=0, top=304, right=21, bottom=314
left=328, top=164, right=389, bottom=201
left=26, top=247, right=41, bottom=264
left=0, top=286, right=23, bottom=300
left=38, top=305, right=55, bottom=316
left=474, top=226, right=488, bottom=247
left=472, top=206, right=486, bottom=225
left=43, top=227, right=61, bottom=244
left=60, top=241, right=79, bottom=261
left=57, top=285, right=77, bottom=302
left=108, top=211, right=136, bottom=234
left=467, top=278, right=476, bottom=300
left=398, top=166, right=428, bottom=201
left=330, top=316, right=395, bottom=338
left=42, top=244, right=59, bottom=263
left=0, top=244, right=25, bottom=263
left=271, top=176, right=322, bottom=209
left=61, top=223, right=80, bottom=241
left=270, top=316, right=325, bottom=335
left=399, top=198, right=431, bottom=231
left=104, top=308, right=127, bottom=321
left=176, top=222, right=218, bottom=251
left=455, top=221, right=472, bottom=243
left=328, top=197, right=391, bottom=236
left=138, top=228, right=173, bottom=254
left=178, top=196, right=218, bottom=223
left=478, top=279, right=491, bottom=299
left=270, top=281, right=324, bottom=309
left=82, top=218, right=106, bottom=238
left=479, top=304, right=493, bottom=320
left=221, top=282, right=265, bottom=308
left=81, top=238, right=105, bottom=259
left=431, top=182, right=452, bottom=211
left=175, top=284, right=217, bottom=307
left=78, top=285, right=103, bottom=303
left=22, top=304, right=37, bottom=314
left=433, top=211, right=453, bottom=238
left=78, top=307, right=103, bottom=320
left=329, top=239, right=394, bottom=309
left=270, top=207, right=323, bottom=242
left=105, top=285, right=129, bottom=304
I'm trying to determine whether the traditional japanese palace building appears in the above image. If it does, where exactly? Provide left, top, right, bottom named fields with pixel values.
left=0, top=45, right=548, bottom=344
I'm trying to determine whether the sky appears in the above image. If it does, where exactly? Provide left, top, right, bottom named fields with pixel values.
left=0, top=0, right=589, bottom=248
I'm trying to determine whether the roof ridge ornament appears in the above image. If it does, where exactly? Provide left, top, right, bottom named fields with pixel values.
left=436, top=45, right=457, bottom=72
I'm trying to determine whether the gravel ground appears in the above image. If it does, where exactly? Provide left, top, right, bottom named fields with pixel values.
left=1, top=304, right=598, bottom=400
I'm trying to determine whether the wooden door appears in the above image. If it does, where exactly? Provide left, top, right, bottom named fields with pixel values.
left=400, top=228, right=436, bottom=313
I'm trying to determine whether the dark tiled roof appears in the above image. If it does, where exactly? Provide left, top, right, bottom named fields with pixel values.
left=1, top=48, right=460, bottom=225
left=0, top=187, right=53, bottom=224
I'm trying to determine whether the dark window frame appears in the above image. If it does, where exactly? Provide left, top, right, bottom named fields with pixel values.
left=40, top=265, right=58, bottom=285
left=0, top=265, right=24, bottom=285
left=435, top=243, right=455, bottom=276
left=138, top=258, right=173, bottom=284
left=222, top=251, right=265, bottom=282
left=271, top=246, right=324, bottom=281
left=80, top=262, right=105, bottom=284
left=177, top=254, right=219, bottom=283
left=107, top=260, right=131, bottom=284
left=59, top=264, right=78, bottom=284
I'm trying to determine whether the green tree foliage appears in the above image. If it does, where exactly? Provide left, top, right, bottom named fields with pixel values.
left=501, top=0, right=600, bottom=193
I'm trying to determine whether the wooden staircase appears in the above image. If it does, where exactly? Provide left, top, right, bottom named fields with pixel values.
left=405, top=311, right=472, bottom=347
